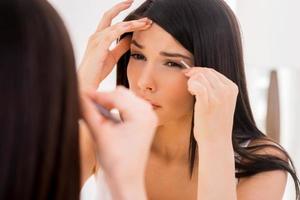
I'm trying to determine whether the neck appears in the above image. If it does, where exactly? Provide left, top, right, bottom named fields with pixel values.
left=151, top=113, right=193, bottom=163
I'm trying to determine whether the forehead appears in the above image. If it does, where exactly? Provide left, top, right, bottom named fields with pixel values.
left=131, top=23, right=192, bottom=56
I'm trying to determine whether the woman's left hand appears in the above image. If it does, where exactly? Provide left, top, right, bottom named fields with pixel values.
left=184, top=67, right=239, bottom=143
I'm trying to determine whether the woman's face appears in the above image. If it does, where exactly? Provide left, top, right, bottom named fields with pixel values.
left=127, top=23, right=195, bottom=125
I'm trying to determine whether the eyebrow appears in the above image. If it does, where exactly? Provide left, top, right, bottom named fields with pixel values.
left=131, top=39, right=192, bottom=61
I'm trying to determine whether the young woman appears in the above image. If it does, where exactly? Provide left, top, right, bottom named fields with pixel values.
left=0, top=0, right=157, bottom=199
left=79, top=0, right=300, bottom=199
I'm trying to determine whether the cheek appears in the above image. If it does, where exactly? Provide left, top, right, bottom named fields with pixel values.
left=165, top=77, right=194, bottom=108
left=157, top=72, right=194, bottom=119
left=127, top=63, right=194, bottom=121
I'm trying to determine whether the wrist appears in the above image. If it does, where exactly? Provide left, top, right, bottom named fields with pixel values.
left=105, top=173, right=147, bottom=200
left=77, top=65, right=102, bottom=90
left=194, top=129, right=232, bottom=144
left=196, top=135, right=234, bottom=154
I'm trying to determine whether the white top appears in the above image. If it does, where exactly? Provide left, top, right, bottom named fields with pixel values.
left=80, top=140, right=251, bottom=200
left=80, top=170, right=112, bottom=200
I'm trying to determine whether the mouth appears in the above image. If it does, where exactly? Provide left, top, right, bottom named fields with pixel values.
left=144, top=99, right=161, bottom=110
left=151, top=103, right=161, bottom=110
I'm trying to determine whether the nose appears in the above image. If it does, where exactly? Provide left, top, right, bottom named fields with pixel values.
left=137, top=65, right=156, bottom=93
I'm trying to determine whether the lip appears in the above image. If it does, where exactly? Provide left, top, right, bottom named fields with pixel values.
left=151, top=104, right=161, bottom=109
left=144, top=99, right=161, bottom=109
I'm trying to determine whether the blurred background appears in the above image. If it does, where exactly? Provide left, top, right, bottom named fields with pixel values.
left=48, top=0, right=300, bottom=199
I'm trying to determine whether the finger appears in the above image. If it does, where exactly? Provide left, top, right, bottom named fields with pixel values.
left=186, top=67, right=233, bottom=86
left=185, top=67, right=219, bottom=91
left=111, top=35, right=132, bottom=62
left=89, top=91, right=116, bottom=110
left=184, top=67, right=206, bottom=77
left=100, top=19, right=152, bottom=48
left=80, top=91, right=107, bottom=135
left=190, top=71, right=215, bottom=91
left=80, top=91, right=119, bottom=149
left=185, top=67, right=228, bottom=87
left=97, top=0, right=134, bottom=32
left=187, top=78, right=206, bottom=96
left=96, top=36, right=132, bottom=78
left=188, top=73, right=218, bottom=103
left=92, top=87, right=151, bottom=121
left=203, top=69, right=225, bottom=89
left=187, top=79, right=209, bottom=106
left=196, top=73, right=219, bottom=101
left=213, top=70, right=235, bottom=86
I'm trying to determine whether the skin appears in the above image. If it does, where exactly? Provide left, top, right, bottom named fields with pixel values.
left=78, top=1, right=288, bottom=199
left=81, top=88, right=157, bottom=200
left=127, top=23, right=197, bottom=199
left=129, top=24, right=288, bottom=200
left=79, top=1, right=159, bottom=199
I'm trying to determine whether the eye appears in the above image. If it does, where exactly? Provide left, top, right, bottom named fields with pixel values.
left=165, top=61, right=184, bottom=69
left=130, top=53, right=146, bottom=61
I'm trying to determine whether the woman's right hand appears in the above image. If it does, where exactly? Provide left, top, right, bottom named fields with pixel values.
left=80, top=87, right=157, bottom=199
left=78, top=0, right=152, bottom=90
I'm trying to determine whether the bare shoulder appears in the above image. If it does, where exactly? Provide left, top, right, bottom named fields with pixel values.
left=237, top=138, right=289, bottom=199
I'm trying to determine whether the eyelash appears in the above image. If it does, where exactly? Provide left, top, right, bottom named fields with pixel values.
left=130, top=53, right=184, bottom=69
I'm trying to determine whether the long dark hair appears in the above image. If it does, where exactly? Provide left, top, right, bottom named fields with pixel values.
left=116, top=0, right=300, bottom=198
left=0, top=0, right=80, bottom=199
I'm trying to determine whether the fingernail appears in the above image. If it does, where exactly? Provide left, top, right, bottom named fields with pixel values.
left=184, top=68, right=192, bottom=73
left=185, top=71, right=192, bottom=77
left=183, top=72, right=190, bottom=77
left=182, top=69, right=189, bottom=73
left=124, top=0, right=134, bottom=3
